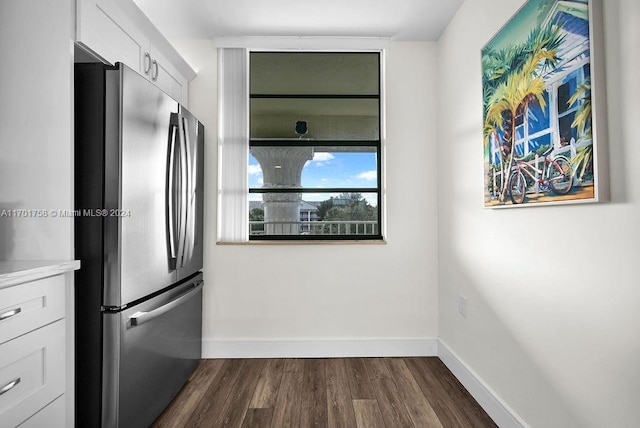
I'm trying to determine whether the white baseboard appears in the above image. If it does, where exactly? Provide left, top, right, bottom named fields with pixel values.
left=437, top=339, right=527, bottom=428
left=202, top=337, right=438, bottom=359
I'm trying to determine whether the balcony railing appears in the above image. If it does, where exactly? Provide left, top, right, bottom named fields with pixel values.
left=249, top=220, right=378, bottom=236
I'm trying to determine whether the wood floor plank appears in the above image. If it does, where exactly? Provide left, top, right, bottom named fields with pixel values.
left=353, top=399, right=386, bottom=428
left=152, top=359, right=225, bottom=428
left=362, top=357, right=393, bottom=379
left=214, top=359, right=266, bottom=427
left=405, top=358, right=496, bottom=428
left=423, top=358, right=497, bottom=428
left=283, top=358, right=305, bottom=373
left=345, top=358, right=376, bottom=400
left=271, top=371, right=304, bottom=427
left=249, top=358, right=285, bottom=409
left=326, top=358, right=357, bottom=427
left=370, top=377, right=414, bottom=428
left=300, top=359, right=328, bottom=428
left=241, top=408, right=274, bottom=428
left=405, top=357, right=468, bottom=427
left=385, top=358, right=443, bottom=428
left=184, top=359, right=246, bottom=427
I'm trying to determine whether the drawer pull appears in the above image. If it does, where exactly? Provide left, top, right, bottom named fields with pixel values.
left=129, top=281, right=203, bottom=327
left=0, top=307, right=21, bottom=321
left=144, top=52, right=151, bottom=75
left=0, top=378, right=21, bottom=396
left=151, top=59, right=159, bottom=81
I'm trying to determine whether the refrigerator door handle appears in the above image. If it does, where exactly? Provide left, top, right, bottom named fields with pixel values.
left=129, top=280, right=204, bottom=327
left=182, top=116, right=195, bottom=267
left=167, top=119, right=178, bottom=269
left=176, top=112, right=188, bottom=269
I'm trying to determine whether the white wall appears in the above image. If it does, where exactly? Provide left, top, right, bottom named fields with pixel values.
left=437, top=0, right=640, bottom=426
left=181, top=40, right=441, bottom=356
left=0, top=0, right=74, bottom=260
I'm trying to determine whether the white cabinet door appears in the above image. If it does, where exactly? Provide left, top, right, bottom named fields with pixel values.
left=148, top=46, right=187, bottom=103
left=76, top=0, right=191, bottom=104
left=76, top=0, right=145, bottom=71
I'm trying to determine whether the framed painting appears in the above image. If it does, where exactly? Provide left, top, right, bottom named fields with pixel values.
left=482, top=0, right=607, bottom=208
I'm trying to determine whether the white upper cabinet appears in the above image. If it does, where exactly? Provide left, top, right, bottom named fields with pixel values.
left=76, top=0, right=196, bottom=104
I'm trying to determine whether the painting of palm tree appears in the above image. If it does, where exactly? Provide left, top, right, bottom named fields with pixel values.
left=482, top=0, right=599, bottom=207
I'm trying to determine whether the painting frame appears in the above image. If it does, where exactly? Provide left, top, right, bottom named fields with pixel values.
left=482, top=0, right=608, bottom=208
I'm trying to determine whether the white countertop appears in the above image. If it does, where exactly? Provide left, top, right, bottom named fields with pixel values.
left=0, top=260, right=80, bottom=288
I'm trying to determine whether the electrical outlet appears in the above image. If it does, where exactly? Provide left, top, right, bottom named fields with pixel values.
left=458, top=295, right=468, bottom=317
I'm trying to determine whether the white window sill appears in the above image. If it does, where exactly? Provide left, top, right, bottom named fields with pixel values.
left=216, top=239, right=387, bottom=246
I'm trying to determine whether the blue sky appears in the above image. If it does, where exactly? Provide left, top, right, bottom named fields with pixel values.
left=248, top=151, right=378, bottom=205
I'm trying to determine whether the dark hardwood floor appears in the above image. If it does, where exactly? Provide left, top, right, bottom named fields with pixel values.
left=152, top=357, right=497, bottom=428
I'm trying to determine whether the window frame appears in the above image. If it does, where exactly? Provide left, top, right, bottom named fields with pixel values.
left=248, top=50, right=383, bottom=242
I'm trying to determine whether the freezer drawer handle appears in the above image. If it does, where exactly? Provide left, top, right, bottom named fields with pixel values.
left=0, top=378, right=20, bottom=396
left=129, top=280, right=203, bottom=327
left=0, top=307, right=21, bottom=321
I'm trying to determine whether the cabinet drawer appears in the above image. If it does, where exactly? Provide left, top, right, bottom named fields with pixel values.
left=17, top=395, right=65, bottom=428
left=0, top=320, right=65, bottom=428
left=0, top=274, right=65, bottom=345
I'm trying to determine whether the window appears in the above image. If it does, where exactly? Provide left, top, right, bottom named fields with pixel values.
left=248, top=52, right=382, bottom=241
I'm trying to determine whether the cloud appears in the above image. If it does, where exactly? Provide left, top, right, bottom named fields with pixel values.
left=302, top=192, right=341, bottom=202
left=248, top=164, right=262, bottom=175
left=312, top=152, right=335, bottom=162
left=357, top=170, right=377, bottom=181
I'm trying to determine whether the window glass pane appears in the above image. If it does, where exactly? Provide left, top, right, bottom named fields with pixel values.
left=249, top=148, right=377, bottom=190
left=559, top=112, right=577, bottom=145
left=248, top=192, right=379, bottom=237
left=303, top=151, right=377, bottom=189
left=251, top=52, right=379, bottom=95
left=527, top=91, right=550, bottom=134
left=514, top=141, right=525, bottom=157
left=490, top=132, right=502, bottom=164
left=248, top=50, right=381, bottom=240
left=515, top=124, right=525, bottom=141
left=528, top=133, right=552, bottom=153
left=248, top=154, right=263, bottom=189
left=558, top=75, right=578, bottom=114
left=251, top=98, right=379, bottom=140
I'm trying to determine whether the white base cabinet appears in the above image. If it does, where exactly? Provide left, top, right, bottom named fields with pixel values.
left=0, top=321, right=65, bottom=428
left=0, top=261, right=80, bottom=428
left=76, top=0, right=195, bottom=104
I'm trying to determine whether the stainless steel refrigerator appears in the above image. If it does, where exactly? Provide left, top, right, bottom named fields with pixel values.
left=74, top=62, right=204, bottom=427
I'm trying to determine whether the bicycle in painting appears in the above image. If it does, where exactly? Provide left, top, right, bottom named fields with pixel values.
left=507, top=146, right=574, bottom=204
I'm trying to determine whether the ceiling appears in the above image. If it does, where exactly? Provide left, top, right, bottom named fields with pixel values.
left=132, top=0, right=465, bottom=42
